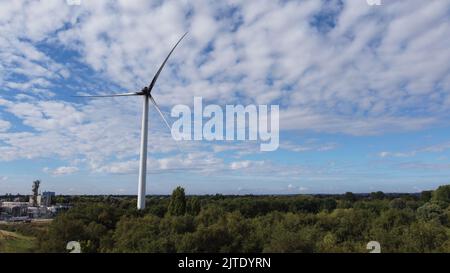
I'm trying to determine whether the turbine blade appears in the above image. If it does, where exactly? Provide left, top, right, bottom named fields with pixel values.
left=150, top=95, right=185, bottom=154
left=72, top=92, right=140, bottom=98
left=149, top=96, right=172, bottom=132
left=147, top=32, right=188, bottom=92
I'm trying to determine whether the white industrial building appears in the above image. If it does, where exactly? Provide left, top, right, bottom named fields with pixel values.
left=0, top=191, right=66, bottom=221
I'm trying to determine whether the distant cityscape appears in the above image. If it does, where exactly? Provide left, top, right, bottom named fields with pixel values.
left=0, top=180, right=70, bottom=222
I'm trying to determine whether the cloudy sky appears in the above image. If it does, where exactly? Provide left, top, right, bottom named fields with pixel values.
left=1, top=0, right=450, bottom=195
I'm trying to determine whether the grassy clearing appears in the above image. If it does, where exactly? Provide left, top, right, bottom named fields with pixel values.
left=0, top=229, right=37, bottom=253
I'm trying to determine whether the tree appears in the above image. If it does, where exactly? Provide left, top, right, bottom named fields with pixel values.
left=187, top=197, right=201, bottom=216
left=321, top=198, right=337, bottom=212
left=264, top=225, right=317, bottom=253
left=113, top=215, right=164, bottom=252
left=417, top=202, right=446, bottom=223
left=370, top=191, right=385, bottom=200
left=432, top=185, right=450, bottom=204
left=168, top=186, right=186, bottom=216
left=38, top=216, right=86, bottom=252
left=344, top=192, right=356, bottom=202
left=33, top=184, right=450, bottom=253
left=196, top=205, right=224, bottom=226
left=420, top=191, right=433, bottom=202
left=389, top=198, right=406, bottom=210
left=404, top=221, right=448, bottom=252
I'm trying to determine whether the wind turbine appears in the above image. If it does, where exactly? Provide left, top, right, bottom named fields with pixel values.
left=75, top=32, right=187, bottom=210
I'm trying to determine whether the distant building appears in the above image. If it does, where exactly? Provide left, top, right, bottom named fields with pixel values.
left=41, top=191, right=55, bottom=206
left=28, top=191, right=55, bottom=206
left=48, top=204, right=71, bottom=215
left=0, top=188, right=61, bottom=220
left=0, top=202, right=29, bottom=217
left=27, top=206, right=48, bottom=218
left=1, top=202, right=29, bottom=208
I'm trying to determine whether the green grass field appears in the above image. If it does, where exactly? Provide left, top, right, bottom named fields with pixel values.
left=0, top=229, right=37, bottom=253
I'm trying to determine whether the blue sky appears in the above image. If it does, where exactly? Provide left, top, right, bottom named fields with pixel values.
left=1, top=0, right=450, bottom=195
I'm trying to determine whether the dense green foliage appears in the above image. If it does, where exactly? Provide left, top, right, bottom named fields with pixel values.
left=33, top=186, right=450, bottom=253
left=168, top=186, right=187, bottom=216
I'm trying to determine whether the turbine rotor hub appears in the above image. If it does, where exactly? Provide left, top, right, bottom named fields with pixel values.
left=141, top=86, right=150, bottom=95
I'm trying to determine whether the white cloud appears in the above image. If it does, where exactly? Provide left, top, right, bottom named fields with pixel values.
left=282, top=139, right=337, bottom=152
left=2, top=1, right=450, bottom=130
left=298, top=186, right=308, bottom=192
left=281, top=108, right=437, bottom=136
left=96, top=152, right=226, bottom=174
left=421, top=142, right=450, bottom=153
left=0, top=119, right=11, bottom=132
left=287, top=184, right=308, bottom=192
left=378, top=151, right=416, bottom=158
left=397, top=162, right=450, bottom=171
left=44, top=166, right=79, bottom=176
left=0, top=0, right=72, bottom=95
left=230, top=160, right=252, bottom=170
left=97, top=160, right=138, bottom=174
left=0, top=0, right=450, bottom=181
left=378, top=141, right=450, bottom=159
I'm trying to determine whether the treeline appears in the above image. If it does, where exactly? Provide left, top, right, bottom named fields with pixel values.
left=36, top=186, right=450, bottom=253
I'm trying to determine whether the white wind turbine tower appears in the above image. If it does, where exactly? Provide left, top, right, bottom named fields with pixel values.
left=75, top=33, right=187, bottom=210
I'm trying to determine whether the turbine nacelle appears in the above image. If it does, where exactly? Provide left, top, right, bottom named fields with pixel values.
left=140, top=86, right=150, bottom=96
